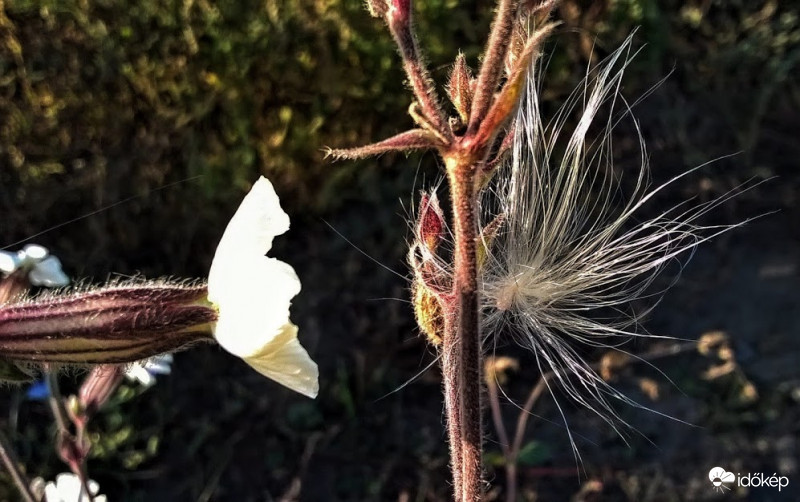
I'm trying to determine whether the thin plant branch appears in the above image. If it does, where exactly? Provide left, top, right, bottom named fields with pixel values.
left=44, top=368, right=69, bottom=435
left=493, top=340, right=703, bottom=501
left=0, top=429, right=37, bottom=502
left=468, top=0, right=520, bottom=135
left=45, top=368, right=95, bottom=502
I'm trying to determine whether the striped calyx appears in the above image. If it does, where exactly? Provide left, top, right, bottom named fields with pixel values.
left=0, top=282, right=216, bottom=364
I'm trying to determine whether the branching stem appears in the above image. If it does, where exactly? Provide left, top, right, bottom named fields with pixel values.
left=347, top=2, right=560, bottom=499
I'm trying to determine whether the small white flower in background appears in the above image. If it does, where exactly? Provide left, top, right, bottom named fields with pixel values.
left=0, top=244, right=69, bottom=287
left=208, top=176, right=319, bottom=398
left=43, top=473, right=107, bottom=502
left=124, top=354, right=173, bottom=388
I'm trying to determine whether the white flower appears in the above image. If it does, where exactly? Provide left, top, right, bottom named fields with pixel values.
left=0, top=244, right=69, bottom=287
left=208, top=176, right=319, bottom=398
left=44, top=473, right=107, bottom=502
left=125, top=354, right=173, bottom=387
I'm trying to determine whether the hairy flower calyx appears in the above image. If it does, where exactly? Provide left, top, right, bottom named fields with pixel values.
left=0, top=282, right=216, bottom=364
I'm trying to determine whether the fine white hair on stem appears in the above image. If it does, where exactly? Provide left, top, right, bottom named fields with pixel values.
left=479, top=33, right=754, bottom=452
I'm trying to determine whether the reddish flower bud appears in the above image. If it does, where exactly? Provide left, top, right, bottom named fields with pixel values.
left=0, top=270, right=30, bottom=305
left=447, top=53, right=474, bottom=124
left=75, top=365, right=125, bottom=422
left=417, top=192, right=445, bottom=252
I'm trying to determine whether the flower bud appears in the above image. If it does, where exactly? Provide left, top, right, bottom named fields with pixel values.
left=417, top=192, right=445, bottom=252
left=412, top=280, right=444, bottom=346
left=75, top=365, right=125, bottom=421
left=0, top=270, right=31, bottom=305
left=0, top=282, right=216, bottom=364
left=447, top=52, right=474, bottom=124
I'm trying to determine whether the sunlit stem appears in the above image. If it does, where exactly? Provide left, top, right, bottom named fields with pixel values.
left=444, top=152, right=483, bottom=502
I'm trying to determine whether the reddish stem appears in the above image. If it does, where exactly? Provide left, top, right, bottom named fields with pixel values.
left=446, top=154, right=483, bottom=501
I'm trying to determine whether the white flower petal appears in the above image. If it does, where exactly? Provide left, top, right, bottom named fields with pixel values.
left=124, top=354, right=173, bottom=387
left=240, top=323, right=319, bottom=398
left=212, top=256, right=300, bottom=355
left=144, top=357, right=173, bottom=375
left=208, top=176, right=289, bottom=292
left=22, top=244, right=49, bottom=261
left=0, top=251, right=20, bottom=273
left=44, top=473, right=105, bottom=502
left=28, top=256, right=70, bottom=287
left=44, top=483, right=59, bottom=502
left=208, top=176, right=318, bottom=398
left=125, top=363, right=156, bottom=387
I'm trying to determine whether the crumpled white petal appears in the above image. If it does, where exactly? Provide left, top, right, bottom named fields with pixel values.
left=44, top=473, right=107, bottom=502
left=0, top=244, right=69, bottom=287
left=208, top=176, right=318, bottom=398
left=29, top=256, right=70, bottom=287
left=125, top=354, right=174, bottom=387
left=0, top=251, right=21, bottom=273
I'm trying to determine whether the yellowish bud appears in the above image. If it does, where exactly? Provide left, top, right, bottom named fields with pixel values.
left=412, top=281, right=443, bottom=346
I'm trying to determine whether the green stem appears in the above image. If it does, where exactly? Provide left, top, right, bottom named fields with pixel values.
left=45, top=369, right=69, bottom=434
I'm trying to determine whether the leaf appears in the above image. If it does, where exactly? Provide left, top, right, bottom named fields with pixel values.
left=0, top=359, right=34, bottom=384
left=485, top=450, right=507, bottom=467
left=325, top=129, right=441, bottom=161
left=517, top=441, right=552, bottom=466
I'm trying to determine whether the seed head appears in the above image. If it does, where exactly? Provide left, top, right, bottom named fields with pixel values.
left=478, top=33, right=750, bottom=441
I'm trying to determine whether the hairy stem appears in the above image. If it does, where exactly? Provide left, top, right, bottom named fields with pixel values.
left=441, top=315, right=463, bottom=498
left=446, top=155, right=483, bottom=501
left=468, top=0, right=520, bottom=135
left=46, top=369, right=96, bottom=501
left=389, top=12, right=452, bottom=141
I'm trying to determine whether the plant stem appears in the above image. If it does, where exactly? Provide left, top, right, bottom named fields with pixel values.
left=45, top=368, right=95, bottom=501
left=468, top=0, right=520, bottom=135
left=441, top=315, right=463, bottom=499
left=45, top=369, right=69, bottom=434
left=505, top=377, right=547, bottom=502
left=510, top=378, right=547, bottom=467
left=446, top=155, right=483, bottom=501
left=0, top=430, right=37, bottom=502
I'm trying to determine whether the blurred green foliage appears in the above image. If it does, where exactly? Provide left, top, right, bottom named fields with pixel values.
left=1, top=0, right=796, bottom=272
left=0, top=0, right=798, bottom=500
left=0, top=0, right=493, bottom=212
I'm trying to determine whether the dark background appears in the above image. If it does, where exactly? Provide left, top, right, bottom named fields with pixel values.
left=1, top=0, right=798, bottom=500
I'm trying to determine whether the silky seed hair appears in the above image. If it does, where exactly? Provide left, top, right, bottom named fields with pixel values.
left=478, top=33, right=752, bottom=452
